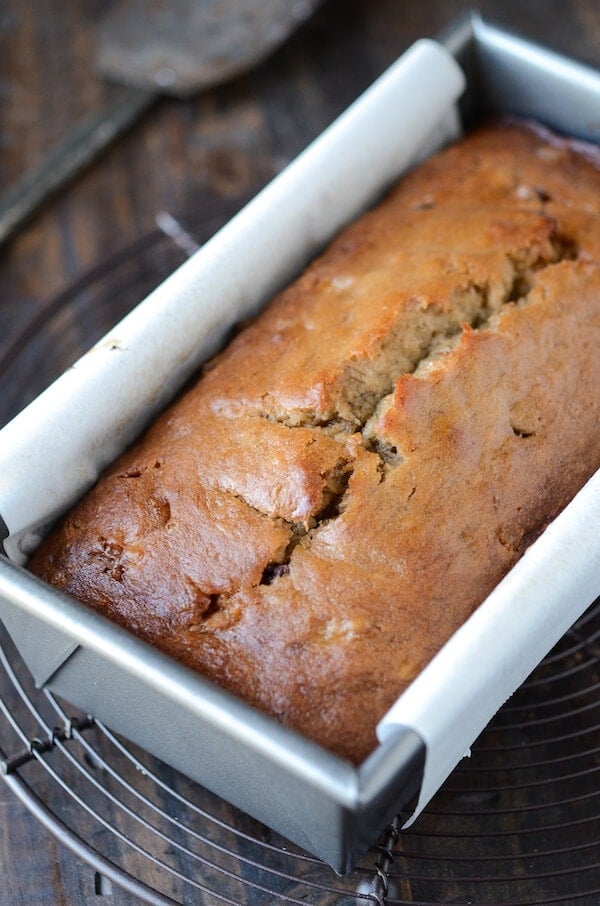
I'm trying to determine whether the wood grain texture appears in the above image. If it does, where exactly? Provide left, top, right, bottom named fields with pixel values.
left=0, top=1, right=598, bottom=903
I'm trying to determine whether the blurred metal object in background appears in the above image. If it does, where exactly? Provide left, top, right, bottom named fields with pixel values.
left=0, top=0, right=322, bottom=247
left=98, top=0, right=322, bottom=96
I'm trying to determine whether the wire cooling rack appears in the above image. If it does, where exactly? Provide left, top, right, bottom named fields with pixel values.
left=1, top=206, right=599, bottom=904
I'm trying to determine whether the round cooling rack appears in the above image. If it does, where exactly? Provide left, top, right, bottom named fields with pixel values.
left=1, top=208, right=599, bottom=905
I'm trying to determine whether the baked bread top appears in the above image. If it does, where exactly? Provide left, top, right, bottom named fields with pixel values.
left=29, top=121, right=600, bottom=763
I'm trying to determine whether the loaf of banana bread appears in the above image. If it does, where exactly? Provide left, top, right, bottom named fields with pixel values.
left=29, top=121, right=600, bottom=763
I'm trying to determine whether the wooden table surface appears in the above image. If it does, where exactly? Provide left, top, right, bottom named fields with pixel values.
left=0, top=1, right=599, bottom=903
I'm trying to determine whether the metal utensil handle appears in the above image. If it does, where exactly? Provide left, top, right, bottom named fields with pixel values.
left=0, top=86, right=157, bottom=246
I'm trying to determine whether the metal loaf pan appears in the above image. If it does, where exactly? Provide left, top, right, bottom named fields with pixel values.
left=1, top=14, right=599, bottom=873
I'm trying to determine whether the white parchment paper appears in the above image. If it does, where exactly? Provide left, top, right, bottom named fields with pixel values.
left=378, top=471, right=600, bottom=824
left=0, top=38, right=465, bottom=562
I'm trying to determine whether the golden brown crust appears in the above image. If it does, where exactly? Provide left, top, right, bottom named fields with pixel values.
left=29, top=122, right=600, bottom=763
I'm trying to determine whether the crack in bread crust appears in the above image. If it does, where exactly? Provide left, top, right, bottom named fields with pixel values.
left=218, top=234, right=582, bottom=598
left=363, top=238, right=579, bottom=460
